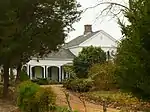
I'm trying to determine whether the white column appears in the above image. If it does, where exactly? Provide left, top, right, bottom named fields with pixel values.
left=27, top=64, right=29, bottom=76
left=46, top=66, right=48, bottom=78
left=61, top=67, right=64, bottom=81
left=66, top=73, right=69, bottom=79
left=65, top=72, right=68, bottom=79
left=43, top=66, right=46, bottom=78
left=58, top=66, right=61, bottom=82
left=30, top=66, right=33, bottom=80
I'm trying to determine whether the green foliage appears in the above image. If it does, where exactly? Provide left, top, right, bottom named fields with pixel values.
left=63, top=65, right=76, bottom=79
left=48, top=80, right=61, bottom=85
left=63, top=78, right=93, bottom=92
left=32, top=78, right=49, bottom=85
left=20, top=70, right=29, bottom=82
left=17, top=81, right=56, bottom=112
left=63, top=79, right=74, bottom=89
left=0, top=0, right=81, bottom=97
left=88, top=62, right=118, bottom=91
left=34, top=87, right=56, bottom=112
left=116, top=0, right=150, bottom=99
left=73, top=46, right=106, bottom=78
left=17, top=81, right=40, bottom=111
left=0, top=0, right=81, bottom=65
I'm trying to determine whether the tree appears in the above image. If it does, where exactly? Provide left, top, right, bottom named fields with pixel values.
left=73, top=46, right=106, bottom=78
left=116, top=0, right=150, bottom=99
left=0, top=0, right=81, bottom=98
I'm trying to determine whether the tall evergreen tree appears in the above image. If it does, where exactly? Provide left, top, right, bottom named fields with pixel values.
left=0, top=0, right=81, bottom=98
left=116, top=0, right=150, bottom=99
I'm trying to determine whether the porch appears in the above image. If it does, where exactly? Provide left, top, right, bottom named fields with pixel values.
left=26, top=59, right=72, bottom=82
left=27, top=65, right=69, bottom=82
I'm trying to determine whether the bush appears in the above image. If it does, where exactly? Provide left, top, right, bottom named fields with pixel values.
left=31, top=78, right=49, bottom=85
left=63, top=78, right=93, bottom=92
left=34, top=87, right=56, bottom=111
left=88, top=62, right=118, bottom=91
left=20, top=70, right=29, bottom=82
left=63, top=78, right=74, bottom=89
left=17, top=81, right=56, bottom=112
left=63, top=65, right=77, bottom=79
left=73, top=46, right=106, bottom=78
left=48, top=80, right=61, bottom=85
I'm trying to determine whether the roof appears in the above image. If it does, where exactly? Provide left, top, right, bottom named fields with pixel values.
left=45, top=48, right=75, bottom=59
left=64, top=30, right=118, bottom=48
left=64, top=31, right=100, bottom=48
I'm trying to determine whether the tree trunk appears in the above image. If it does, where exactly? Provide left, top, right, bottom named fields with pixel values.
left=16, top=64, right=22, bottom=83
left=3, top=63, right=9, bottom=98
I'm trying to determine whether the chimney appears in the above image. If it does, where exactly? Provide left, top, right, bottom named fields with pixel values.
left=84, top=25, right=92, bottom=35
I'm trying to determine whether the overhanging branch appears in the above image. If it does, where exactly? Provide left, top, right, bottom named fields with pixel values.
left=83, top=2, right=129, bottom=13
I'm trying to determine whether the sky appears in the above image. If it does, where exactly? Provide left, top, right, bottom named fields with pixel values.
left=67, top=0, right=128, bottom=42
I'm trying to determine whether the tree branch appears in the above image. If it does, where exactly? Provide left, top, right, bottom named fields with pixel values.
left=83, top=2, right=129, bottom=13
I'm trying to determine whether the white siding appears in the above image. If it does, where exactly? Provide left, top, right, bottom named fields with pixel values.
left=79, top=32, right=117, bottom=47
left=27, top=59, right=73, bottom=67
left=68, top=32, right=118, bottom=57
left=69, top=47, right=83, bottom=56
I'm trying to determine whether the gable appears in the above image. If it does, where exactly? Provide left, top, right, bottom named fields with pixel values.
left=79, top=30, right=118, bottom=47
left=63, top=31, right=100, bottom=48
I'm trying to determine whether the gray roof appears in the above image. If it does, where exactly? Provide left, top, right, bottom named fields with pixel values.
left=40, top=30, right=117, bottom=60
left=45, top=48, right=75, bottom=59
left=64, top=31, right=100, bottom=48
left=64, top=30, right=118, bottom=48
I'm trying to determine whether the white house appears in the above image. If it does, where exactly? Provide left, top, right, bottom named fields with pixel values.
left=26, top=25, right=118, bottom=82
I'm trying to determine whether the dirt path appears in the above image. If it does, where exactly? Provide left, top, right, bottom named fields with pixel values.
left=44, top=85, right=119, bottom=112
left=0, top=100, right=18, bottom=112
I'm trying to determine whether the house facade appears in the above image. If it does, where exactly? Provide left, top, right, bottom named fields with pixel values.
left=26, top=25, right=118, bottom=82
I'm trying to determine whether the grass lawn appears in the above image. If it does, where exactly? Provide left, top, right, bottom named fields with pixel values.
left=84, top=91, right=150, bottom=112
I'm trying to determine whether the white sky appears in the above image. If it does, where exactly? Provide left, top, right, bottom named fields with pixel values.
left=67, top=0, right=128, bottom=42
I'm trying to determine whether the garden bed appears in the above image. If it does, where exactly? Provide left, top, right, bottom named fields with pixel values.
left=83, top=91, right=150, bottom=111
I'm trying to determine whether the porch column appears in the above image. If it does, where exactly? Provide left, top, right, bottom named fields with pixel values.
left=66, top=72, right=69, bottom=79
left=43, top=66, right=46, bottom=78
left=58, top=66, right=62, bottom=82
left=45, top=66, right=48, bottom=78
left=30, top=66, right=33, bottom=80
left=61, top=66, right=64, bottom=81
left=27, top=64, right=29, bottom=77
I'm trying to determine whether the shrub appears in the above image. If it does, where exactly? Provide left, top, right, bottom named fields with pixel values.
left=34, top=87, right=56, bottom=111
left=63, top=78, right=74, bottom=90
left=20, top=70, right=29, bottom=82
left=63, top=78, right=93, bottom=92
left=31, top=78, right=49, bottom=85
left=73, top=46, right=106, bottom=78
left=37, top=78, right=49, bottom=85
left=48, top=80, right=61, bottom=85
left=88, top=62, right=117, bottom=91
left=17, top=81, right=56, bottom=112
left=63, top=65, right=77, bottom=79
left=17, top=81, right=40, bottom=112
